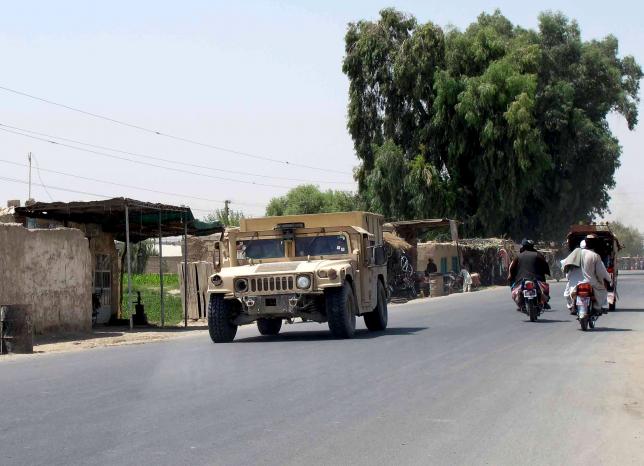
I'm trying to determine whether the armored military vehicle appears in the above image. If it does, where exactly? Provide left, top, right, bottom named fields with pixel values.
left=207, top=212, right=388, bottom=342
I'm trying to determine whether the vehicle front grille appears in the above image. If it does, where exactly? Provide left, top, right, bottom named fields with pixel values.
left=248, top=275, right=295, bottom=294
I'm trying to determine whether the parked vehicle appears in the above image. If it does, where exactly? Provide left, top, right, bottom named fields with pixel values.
left=574, top=281, right=602, bottom=331
left=519, top=279, right=543, bottom=322
left=566, top=224, right=621, bottom=311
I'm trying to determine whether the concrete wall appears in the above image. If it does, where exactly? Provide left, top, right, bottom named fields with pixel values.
left=0, top=223, right=92, bottom=334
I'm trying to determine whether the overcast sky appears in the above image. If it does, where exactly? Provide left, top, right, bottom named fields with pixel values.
left=1, top=0, right=642, bottom=230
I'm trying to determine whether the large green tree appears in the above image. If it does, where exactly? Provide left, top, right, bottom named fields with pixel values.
left=266, top=184, right=359, bottom=216
left=343, top=9, right=641, bottom=239
left=609, top=221, right=644, bottom=257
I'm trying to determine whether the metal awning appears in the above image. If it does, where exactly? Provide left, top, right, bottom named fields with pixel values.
left=15, top=197, right=223, bottom=242
left=16, top=197, right=223, bottom=328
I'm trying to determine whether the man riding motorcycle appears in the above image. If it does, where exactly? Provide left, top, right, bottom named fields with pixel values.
left=508, top=239, right=551, bottom=310
left=562, top=235, right=613, bottom=314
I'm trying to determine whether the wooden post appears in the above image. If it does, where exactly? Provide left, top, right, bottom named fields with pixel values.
left=159, top=211, right=165, bottom=328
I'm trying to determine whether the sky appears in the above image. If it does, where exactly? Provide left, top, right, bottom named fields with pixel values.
left=1, top=0, right=642, bottom=230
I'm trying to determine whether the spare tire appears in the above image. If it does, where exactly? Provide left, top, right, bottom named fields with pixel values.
left=257, top=318, right=282, bottom=336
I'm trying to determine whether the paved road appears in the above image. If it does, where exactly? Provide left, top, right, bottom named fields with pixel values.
left=2, top=273, right=643, bottom=466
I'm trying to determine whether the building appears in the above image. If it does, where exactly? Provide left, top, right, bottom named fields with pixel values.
left=1, top=198, right=223, bottom=334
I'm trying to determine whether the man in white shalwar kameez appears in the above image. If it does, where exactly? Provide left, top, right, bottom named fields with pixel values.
left=581, top=235, right=613, bottom=310
left=562, top=240, right=585, bottom=313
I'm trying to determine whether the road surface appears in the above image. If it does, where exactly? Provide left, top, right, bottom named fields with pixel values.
left=2, top=273, right=643, bottom=465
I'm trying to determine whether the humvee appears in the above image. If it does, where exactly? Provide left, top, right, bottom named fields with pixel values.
left=206, top=212, right=388, bottom=342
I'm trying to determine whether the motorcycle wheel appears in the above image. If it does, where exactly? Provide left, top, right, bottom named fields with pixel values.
left=526, top=302, right=537, bottom=322
left=580, top=316, right=589, bottom=331
left=588, top=317, right=595, bottom=329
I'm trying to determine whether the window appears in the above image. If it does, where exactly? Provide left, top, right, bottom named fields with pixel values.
left=295, top=235, right=348, bottom=257
left=236, top=239, right=285, bottom=259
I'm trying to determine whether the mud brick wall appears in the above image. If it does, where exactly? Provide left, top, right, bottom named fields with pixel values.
left=0, top=223, right=92, bottom=334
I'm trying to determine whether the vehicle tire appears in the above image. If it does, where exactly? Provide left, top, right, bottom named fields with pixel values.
left=609, top=302, right=616, bottom=312
left=580, top=316, right=589, bottom=331
left=364, top=281, right=388, bottom=331
left=527, top=302, right=537, bottom=322
left=207, top=294, right=238, bottom=343
left=588, top=317, right=595, bottom=329
left=325, top=282, right=357, bottom=339
left=257, top=318, right=282, bottom=336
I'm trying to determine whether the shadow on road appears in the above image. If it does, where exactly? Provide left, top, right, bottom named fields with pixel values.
left=533, top=319, right=572, bottom=323
left=235, top=326, right=428, bottom=343
left=612, top=308, right=644, bottom=313
left=586, top=327, right=632, bottom=332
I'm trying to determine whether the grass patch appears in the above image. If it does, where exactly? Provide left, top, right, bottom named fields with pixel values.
left=121, top=273, right=183, bottom=325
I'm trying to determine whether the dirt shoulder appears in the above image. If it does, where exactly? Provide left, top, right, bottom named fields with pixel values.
left=18, top=324, right=209, bottom=357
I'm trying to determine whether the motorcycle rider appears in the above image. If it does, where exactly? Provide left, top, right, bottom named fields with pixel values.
left=508, top=239, right=551, bottom=310
left=562, top=240, right=586, bottom=314
left=580, top=234, right=613, bottom=313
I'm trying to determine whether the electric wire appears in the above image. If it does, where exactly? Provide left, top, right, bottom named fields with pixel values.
left=31, top=154, right=54, bottom=201
left=0, top=126, right=297, bottom=189
left=0, top=123, right=355, bottom=186
left=0, top=159, right=265, bottom=208
left=0, top=174, right=263, bottom=215
left=0, top=85, right=353, bottom=175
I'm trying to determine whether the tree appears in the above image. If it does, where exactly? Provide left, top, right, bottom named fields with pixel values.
left=343, top=9, right=642, bottom=239
left=609, top=221, right=644, bottom=257
left=205, top=208, right=244, bottom=227
left=266, top=184, right=359, bottom=216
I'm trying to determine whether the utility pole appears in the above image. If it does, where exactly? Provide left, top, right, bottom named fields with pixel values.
left=224, top=199, right=231, bottom=224
left=27, top=152, right=32, bottom=199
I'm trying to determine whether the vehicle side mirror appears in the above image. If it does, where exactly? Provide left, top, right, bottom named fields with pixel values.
left=213, top=242, right=222, bottom=271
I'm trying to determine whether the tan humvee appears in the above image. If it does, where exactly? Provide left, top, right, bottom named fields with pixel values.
left=206, top=212, right=388, bottom=342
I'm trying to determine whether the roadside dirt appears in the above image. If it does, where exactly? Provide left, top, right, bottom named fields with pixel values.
left=29, top=322, right=209, bottom=355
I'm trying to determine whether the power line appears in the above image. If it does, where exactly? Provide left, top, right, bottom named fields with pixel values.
left=1, top=175, right=111, bottom=200
left=0, top=174, right=264, bottom=215
left=0, top=84, right=353, bottom=175
left=0, top=159, right=265, bottom=208
left=0, top=126, right=296, bottom=190
left=0, top=123, right=355, bottom=186
left=31, top=154, right=54, bottom=201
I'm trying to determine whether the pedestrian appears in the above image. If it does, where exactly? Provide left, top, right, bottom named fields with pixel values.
left=425, top=257, right=437, bottom=276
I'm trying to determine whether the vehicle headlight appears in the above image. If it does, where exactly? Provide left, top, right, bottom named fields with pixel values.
left=234, top=278, right=249, bottom=293
left=296, top=275, right=311, bottom=289
left=211, top=274, right=223, bottom=287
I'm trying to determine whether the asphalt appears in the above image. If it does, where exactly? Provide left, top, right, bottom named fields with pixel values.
left=1, top=273, right=643, bottom=466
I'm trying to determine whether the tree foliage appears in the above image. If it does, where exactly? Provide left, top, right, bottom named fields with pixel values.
left=205, top=208, right=244, bottom=227
left=609, top=221, right=644, bottom=257
left=265, top=184, right=359, bottom=216
left=343, top=8, right=642, bottom=239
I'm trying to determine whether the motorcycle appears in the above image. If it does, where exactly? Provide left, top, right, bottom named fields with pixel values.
left=574, top=282, right=601, bottom=331
left=520, top=279, right=542, bottom=322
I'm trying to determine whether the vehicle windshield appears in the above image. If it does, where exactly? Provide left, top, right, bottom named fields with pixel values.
left=295, top=234, right=349, bottom=257
left=236, top=238, right=285, bottom=259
